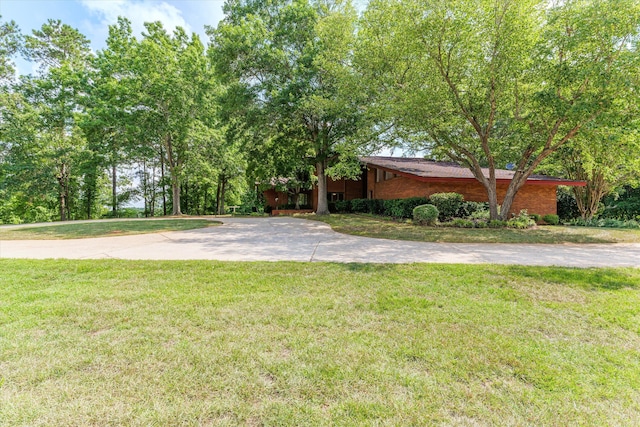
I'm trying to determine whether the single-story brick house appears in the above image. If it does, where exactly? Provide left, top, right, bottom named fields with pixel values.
left=263, top=156, right=585, bottom=215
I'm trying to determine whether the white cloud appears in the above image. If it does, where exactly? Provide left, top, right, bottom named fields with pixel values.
left=80, top=0, right=192, bottom=43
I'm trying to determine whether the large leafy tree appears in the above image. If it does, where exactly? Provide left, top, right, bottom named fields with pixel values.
left=133, top=22, right=212, bottom=215
left=358, top=0, right=640, bottom=220
left=0, top=16, right=21, bottom=81
left=82, top=18, right=140, bottom=217
left=15, top=20, right=92, bottom=221
left=210, top=0, right=366, bottom=215
left=545, top=102, right=640, bottom=220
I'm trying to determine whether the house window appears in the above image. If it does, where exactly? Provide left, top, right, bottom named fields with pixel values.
left=328, top=192, right=344, bottom=202
left=376, top=168, right=384, bottom=183
left=385, top=171, right=394, bottom=180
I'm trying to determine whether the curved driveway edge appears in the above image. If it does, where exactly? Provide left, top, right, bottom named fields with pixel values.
left=1, top=217, right=639, bottom=268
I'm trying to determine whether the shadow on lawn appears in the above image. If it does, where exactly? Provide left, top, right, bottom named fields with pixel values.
left=507, top=265, right=640, bottom=291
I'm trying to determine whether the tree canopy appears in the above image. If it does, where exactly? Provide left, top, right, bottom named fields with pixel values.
left=0, top=1, right=638, bottom=223
left=357, top=0, right=640, bottom=219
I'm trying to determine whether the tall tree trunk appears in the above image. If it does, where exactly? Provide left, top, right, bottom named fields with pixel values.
left=183, top=180, right=189, bottom=215
left=65, top=172, right=71, bottom=220
left=203, top=187, right=208, bottom=215
left=220, top=180, right=226, bottom=215
left=215, top=179, right=221, bottom=215
left=57, top=163, right=67, bottom=221
left=171, top=177, right=181, bottom=216
left=216, top=174, right=227, bottom=215
left=160, top=146, right=167, bottom=216
left=573, top=171, right=607, bottom=220
left=164, top=135, right=182, bottom=216
left=500, top=171, right=532, bottom=220
left=316, top=160, right=329, bottom=215
left=111, top=163, right=117, bottom=217
left=86, top=188, right=92, bottom=219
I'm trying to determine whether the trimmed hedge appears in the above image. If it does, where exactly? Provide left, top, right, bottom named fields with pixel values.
left=457, top=201, right=488, bottom=219
left=350, top=198, right=385, bottom=215
left=542, top=214, right=559, bottom=225
left=334, top=200, right=351, bottom=213
left=413, top=204, right=439, bottom=226
left=428, top=192, right=464, bottom=221
left=383, top=197, right=428, bottom=219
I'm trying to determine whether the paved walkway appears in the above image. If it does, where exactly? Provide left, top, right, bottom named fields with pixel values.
left=1, top=217, right=639, bottom=267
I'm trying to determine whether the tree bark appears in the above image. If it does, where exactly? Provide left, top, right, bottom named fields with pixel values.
left=216, top=174, right=227, bottom=215
left=316, top=160, right=329, bottom=215
left=160, top=146, right=167, bottom=216
left=57, top=163, right=67, bottom=221
left=219, top=178, right=226, bottom=215
left=165, top=135, right=182, bottom=216
left=111, top=163, right=117, bottom=217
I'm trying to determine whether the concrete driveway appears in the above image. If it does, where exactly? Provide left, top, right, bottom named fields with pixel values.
left=1, top=216, right=639, bottom=267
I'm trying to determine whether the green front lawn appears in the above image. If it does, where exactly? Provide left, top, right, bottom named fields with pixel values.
left=311, top=214, right=640, bottom=243
left=1, top=260, right=639, bottom=425
left=0, top=218, right=219, bottom=240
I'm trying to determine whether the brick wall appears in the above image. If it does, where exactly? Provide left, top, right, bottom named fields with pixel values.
left=272, top=168, right=558, bottom=215
left=366, top=171, right=557, bottom=215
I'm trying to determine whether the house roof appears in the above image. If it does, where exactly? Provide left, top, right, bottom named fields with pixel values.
left=359, top=156, right=585, bottom=186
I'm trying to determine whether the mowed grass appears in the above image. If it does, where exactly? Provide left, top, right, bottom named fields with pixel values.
left=0, top=219, right=218, bottom=240
left=1, top=260, right=639, bottom=426
left=312, top=214, right=640, bottom=244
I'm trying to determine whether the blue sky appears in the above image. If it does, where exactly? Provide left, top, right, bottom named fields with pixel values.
left=1, top=0, right=226, bottom=75
left=2, top=0, right=369, bottom=76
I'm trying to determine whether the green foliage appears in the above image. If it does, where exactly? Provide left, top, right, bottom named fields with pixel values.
left=450, top=218, right=475, bottom=228
left=602, top=187, right=640, bottom=220
left=359, top=0, right=640, bottom=220
left=350, top=198, right=368, bottom=213
left=557, top=188, right=580, bottom=221
left=428, top=193, right=464, bottom=221
left=530, top=213, right=541, bottom=224
left=457, top=201, right=489, bottom=219
left=505, top=210, right=536, bottom=229
left=211, top=0, right=367, bottom=215
left=382, top=197, right=430, bottom=219
left=567, top=218, right=640, bottom=229
left=383, top=199, right=404, bottom=219
left=542, top=214, right=560, bottom=225
left=350, top=198, right=384, bottom=215
left=334, top=200, right=351, bottom=213
left=0, top=16, right=21, bottom=80
left=488, top=220, right=507, bottom=228
left=412, top=204, right=438, bottom=226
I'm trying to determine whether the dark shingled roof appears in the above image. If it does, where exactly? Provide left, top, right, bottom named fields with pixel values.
left=359, top=156, right=584, bottom=185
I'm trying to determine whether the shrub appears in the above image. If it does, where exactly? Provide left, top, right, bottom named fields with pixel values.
left=370, top=199, right=386, bottom=215
left=428, top=192, right=464, bottom=221
left=469, top=208, right=490, bottom=220
left=383, top=199, right=404, bottom=218
left=334, top=200, right=351, bottom=213
left=350, top=198, right=368, bottom=213
left=507, top=210, right=536, bottom=229
left=565, top=217, right=640, bottom=229
left=557, top=188, right=580, bottom=220
left=457, top=201, right=488, bottom=219
left=488, top=220, right=507, bottom=228
left=474, top=220, right=488, bottom=228
left=542, top=214, right=559, bottom=225
left=400, top=197, right=429, bottom=218
left=451, top=218, right=475, bottom=228
left=413, top=204, right=439, bottom=226
left=530, top=213, right=541, bottom=224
